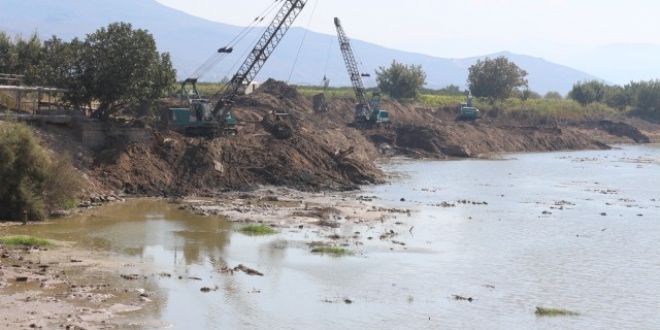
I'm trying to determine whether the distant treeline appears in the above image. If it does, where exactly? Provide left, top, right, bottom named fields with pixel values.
left=568, top=80, right=660, bottom=117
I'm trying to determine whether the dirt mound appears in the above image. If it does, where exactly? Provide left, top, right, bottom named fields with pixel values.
left=598, top=120, right=650, bottom=143
left=258, top=79, right=301, bottom=100
left=94, top=127, right=383, bottom=195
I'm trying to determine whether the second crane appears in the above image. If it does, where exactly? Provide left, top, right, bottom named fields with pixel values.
left=334, top=17, right=390, bottom=128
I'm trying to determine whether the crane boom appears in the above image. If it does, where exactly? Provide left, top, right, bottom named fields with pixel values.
left=213, top=0, right=308, bottom=123
left=334, top=17, right=371, bottom=119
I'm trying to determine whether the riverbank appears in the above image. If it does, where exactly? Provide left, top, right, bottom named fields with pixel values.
left=3, top=80, right=658, bottom=201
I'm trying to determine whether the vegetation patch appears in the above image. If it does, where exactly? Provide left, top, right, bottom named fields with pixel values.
left=0, top=123, right=84, bottom=221
left=310, top=246, right=353, bottom=256
left=0, top=235, right=51, bottom=247
left=535, top=307, right=580, bottom=317
left=238, top=224, right=278, bottom=236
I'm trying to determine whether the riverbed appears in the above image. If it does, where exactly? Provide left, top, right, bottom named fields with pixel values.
left=2, top=144, right=659, bottom=329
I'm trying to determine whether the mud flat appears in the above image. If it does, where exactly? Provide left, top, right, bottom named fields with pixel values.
left=178, top=187, right=412, bottom=228
left=0, top=238, right=165, bottom=329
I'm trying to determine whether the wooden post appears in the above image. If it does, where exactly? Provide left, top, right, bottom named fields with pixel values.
left=16, top=90, right=21, bottom=112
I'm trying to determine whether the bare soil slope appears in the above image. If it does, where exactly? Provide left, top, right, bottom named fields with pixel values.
left=15, top=80, right=659, bottom=196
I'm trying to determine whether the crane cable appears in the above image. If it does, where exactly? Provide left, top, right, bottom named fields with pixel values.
left=321, top=32, right=335, bottom=89
left=188, top=0, right=282, bottom=81
left=287, top=0, right=320, bottom=83
left=221, top=0, right=284, bottom=89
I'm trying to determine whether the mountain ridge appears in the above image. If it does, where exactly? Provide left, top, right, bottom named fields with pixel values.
left=0, top=0, right=599, bottom=94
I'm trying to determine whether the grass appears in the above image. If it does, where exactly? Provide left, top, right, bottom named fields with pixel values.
left=535, top=307, right=580, bottom=317
left=310, top=246, right=353, bottom=256
left=0, top=235, right=51, bottom=247
left=238, top=224, right=278, bottom=236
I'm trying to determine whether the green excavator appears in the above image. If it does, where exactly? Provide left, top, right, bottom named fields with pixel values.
left=164, top=0, right=308, bottom=137
left=458, top=91, right=481, bottom=121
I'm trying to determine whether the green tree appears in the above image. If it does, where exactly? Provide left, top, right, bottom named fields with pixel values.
left=376, top=60, right=427, bottom=99
left=603, top=85, right=630, bottom=110
left=630, top=80, right=660, bottom=112
left=13, top=34, right=44, bottom=85
left=79, top=22, right=176, bottom=119
left=0, top=123, right=82, bottom=220
left=568, top=80, right=608, bottom=105
left=544, top=91, right=563, bottom=100
left=0, top=32, right=17, bottom=74
left=468, top=56, right=528, bottom=104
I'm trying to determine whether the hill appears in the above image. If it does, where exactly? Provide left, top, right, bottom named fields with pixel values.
left=0, top=0, right=599, bottom=94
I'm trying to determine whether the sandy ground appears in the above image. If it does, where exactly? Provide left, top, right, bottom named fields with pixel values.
left=0, top=236, right=167, bottom=329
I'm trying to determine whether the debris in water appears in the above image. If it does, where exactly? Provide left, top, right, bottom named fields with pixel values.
left=120, top=274, right=139, bottom=280
left=452, top=295, right=474, bottom=302
left=234, top=264, right=264, bottom=276
left=535, top=307, right=580, bottom=317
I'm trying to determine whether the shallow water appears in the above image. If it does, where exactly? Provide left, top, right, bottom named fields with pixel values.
left=3, top=144, right=660, bottom=329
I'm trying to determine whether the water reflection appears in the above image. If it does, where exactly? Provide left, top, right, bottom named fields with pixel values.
left=2, top=200, right=233, bottom=267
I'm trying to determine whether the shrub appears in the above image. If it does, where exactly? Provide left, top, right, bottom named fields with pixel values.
left=0, top=123, right=83, bottom=220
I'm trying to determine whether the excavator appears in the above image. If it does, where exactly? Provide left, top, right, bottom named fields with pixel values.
left=334, top=17, right=390, bottom=128
left=165, top=0, right=308, bottom=137
left=458, top=91, right=481, bottom=121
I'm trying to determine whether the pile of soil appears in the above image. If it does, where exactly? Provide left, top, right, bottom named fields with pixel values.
left=93, top=81, right=383, bottom=195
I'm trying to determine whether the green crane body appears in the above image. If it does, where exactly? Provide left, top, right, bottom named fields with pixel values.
left=165, top=0, right=307, bottom=137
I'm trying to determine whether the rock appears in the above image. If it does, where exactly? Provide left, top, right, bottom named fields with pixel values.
left=452, top=295, right=473, bottom=302
left=234, top=264, right=264, bottom=276
left=49, top=210, right=71, bottom=218
left=16, top=276, right=28, bottom=282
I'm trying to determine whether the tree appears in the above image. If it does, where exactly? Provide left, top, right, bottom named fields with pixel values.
left=79, top=22, right=176, bottom=119
left=13, top=34, right=44, bottom=85
left=376, top=60, right=426, bottom=99
left=568, top=80, right=608, bottom=105
left=544, top=91, right=563, bottom=100
left=0, top=32, right=17, bottom=74
left=468, top=56, right=528, bottom=104
left=629, top=80, right=660, bottom=112
left=519, top=88, right=541, bottom=101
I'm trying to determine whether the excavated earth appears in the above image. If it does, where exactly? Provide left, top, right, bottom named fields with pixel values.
left=25, top=79, right=660, bottom=196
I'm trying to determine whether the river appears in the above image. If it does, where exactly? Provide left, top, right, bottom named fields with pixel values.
left=3, top=144, right=659, bottom=329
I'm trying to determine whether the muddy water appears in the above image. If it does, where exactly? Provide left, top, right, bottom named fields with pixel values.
left=4, top=144, right=660, bottom=329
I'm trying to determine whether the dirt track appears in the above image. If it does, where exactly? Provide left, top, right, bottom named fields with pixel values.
left=23, top=79, right=660, bottom=196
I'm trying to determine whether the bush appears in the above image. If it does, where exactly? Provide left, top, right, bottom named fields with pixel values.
left=0, top=123, right=83, bottom=221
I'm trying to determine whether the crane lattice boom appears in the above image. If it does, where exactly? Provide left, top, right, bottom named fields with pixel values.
left=334, top=17, right=370, bottom=119
left=213, top=0, right=308, bottom=122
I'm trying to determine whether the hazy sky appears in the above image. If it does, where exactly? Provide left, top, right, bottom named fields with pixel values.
left=154, top=0, right=660, bottom=82
left=155, top=0, right=659, bottom=57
